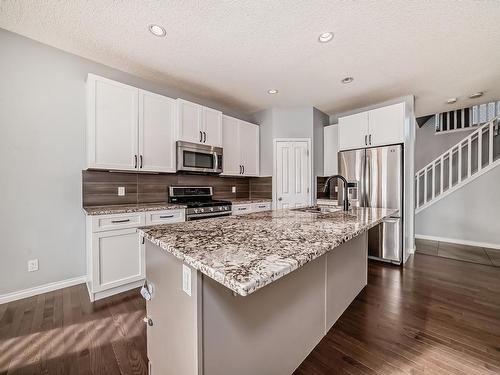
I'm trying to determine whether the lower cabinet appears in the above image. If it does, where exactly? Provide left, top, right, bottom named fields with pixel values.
left=86, top=209, right=185, bottom=301
left=232, top=201, right=271, bottom=216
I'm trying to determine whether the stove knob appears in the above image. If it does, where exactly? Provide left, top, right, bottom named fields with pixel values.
left=194, top=208, right=199, bottom=214
left=209, top=207, right=214, bottom=212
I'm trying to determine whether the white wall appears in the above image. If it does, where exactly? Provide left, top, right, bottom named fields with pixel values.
left=415, top=166, right=500, bottom=248
left=0, top=28, right=250, bottom=296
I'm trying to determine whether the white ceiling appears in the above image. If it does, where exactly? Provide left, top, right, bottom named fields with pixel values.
left=1, top=1, right=499, bottom=118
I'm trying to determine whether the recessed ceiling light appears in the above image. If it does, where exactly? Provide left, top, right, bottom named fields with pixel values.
left=318, top=32, right=334, bottom=43
left=446, top=98, right=457, bottom=104
left=341, top=77, right=354, bottom=84
left=469, top=92, right=483, bottom=99
left=148, top=24, right=166, bottom=37
left=267, top=89, right=278, bottom=94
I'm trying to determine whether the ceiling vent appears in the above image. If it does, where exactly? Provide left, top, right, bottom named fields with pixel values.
left=435, top=101, right=500, bottom=133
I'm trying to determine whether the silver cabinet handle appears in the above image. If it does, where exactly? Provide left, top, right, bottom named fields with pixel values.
left=258, top=205, right=266, bottom=208
left=242, top=165, right=245, bottom=174
left=364, top=135, right=367, bottom=146
left=134, top=155, right=137, bottom=168
left=140, top=155, right=143, bottom=169
left=159, top=215, right=174, bottom=219
left=369, top=134, right=372, bottom=145
left=143, top=317, right=153, bottom=326
left=199, top=131, right=203, bottom=142
left=203, top=131, right=207, bottom=143
left=238, top=207, right=247, bottom=210
left=111, top=219, right=130, bottom=223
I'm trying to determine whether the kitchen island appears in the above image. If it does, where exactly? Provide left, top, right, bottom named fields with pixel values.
left=138, top=206, right=394, bottom=375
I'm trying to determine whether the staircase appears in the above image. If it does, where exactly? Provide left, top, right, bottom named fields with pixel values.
left=415, top=116, right=500, bottom=213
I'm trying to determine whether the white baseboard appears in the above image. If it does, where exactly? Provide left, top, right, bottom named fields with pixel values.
left=415, top=234, right=500, bottom=250
left=0, top=275, right=87, bottom=305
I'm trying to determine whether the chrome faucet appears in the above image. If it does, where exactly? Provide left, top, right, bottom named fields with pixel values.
left=323, top=175, right=350, bottom=211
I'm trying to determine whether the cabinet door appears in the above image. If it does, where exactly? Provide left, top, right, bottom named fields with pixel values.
left=221, top=115, right=241, bottom=175
left=323, top=124, right=339, bottom=175
left=202, top=107, right=222, bottom=147
left=87, top=75, right=139, bottom=170
left=338, top=112, right=369, bottom=151
left=138, top=90, right=176, bottom=172
left=239, top=121, right=260, bottom=176
left=232, top=204, right=252, bottom=215
left=368, top=102, right=405, bottom=147
left=92, top=228, right=144, bottom=292
left=177, top=99, right=202, bottom=143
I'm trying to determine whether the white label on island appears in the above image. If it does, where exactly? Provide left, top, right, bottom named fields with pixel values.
left=182, top=264, right=192, bottom=296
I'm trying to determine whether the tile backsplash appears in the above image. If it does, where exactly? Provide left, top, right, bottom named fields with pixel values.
left=316, top=176, right=338, bottom=200
left=82, top=170, right=272, bottom=207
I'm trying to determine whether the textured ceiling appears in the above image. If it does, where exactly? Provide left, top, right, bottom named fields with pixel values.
left=1, top=1, right=499, bottom=117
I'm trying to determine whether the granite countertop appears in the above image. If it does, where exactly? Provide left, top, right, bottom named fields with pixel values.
left=138, top=206, right=395, bottom=296
left=83, top=203, right=187, bottom=216
left=229, top=198, right=272, bottom=205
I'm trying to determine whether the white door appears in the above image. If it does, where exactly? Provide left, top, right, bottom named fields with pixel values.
left=323, top=124, right=339, bottom=175
left=138, top=90, right=176, bottom=172
left=177, top=99, right=202, bottom=144
left=239, top=121, right=259, bottom=176
left=221, top=115, right=241, bottom=175
left=275, top=140, right=311, bottom=209
left=368, top=102, right=405, bottom=147
left=92, top=228, right=144, bottom=292
left=87, top=75, right=139, bottom=170
left=338, top=111, right=369, bottom=151
left=202, top=107, right=222, bottom=146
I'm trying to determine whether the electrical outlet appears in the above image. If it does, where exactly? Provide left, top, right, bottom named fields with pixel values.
left=182, top=265, right=192, bottom=296
left=231, top=186, right=236, bottom=193
left=28, top=259, right=38, bottom=272
left=118, top=186, right=125, bottom=196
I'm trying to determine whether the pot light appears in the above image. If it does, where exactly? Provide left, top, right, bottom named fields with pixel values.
left=148, top=24, right=166, bottom=37
left=469, top=92, right=483, bottom=99
left=446, top=98, right=457, bottom=104
left=267, top=89, right=278, bottom=94
left=318, top=32, right=334, bottom=43
left=341, top=77, right=354, bottom=84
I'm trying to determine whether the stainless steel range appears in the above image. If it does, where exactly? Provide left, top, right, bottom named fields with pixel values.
left=168, top=186, right=232, bottom=221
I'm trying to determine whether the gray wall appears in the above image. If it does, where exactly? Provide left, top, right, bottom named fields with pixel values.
left=415, top=166, right=500, bottom=247
left=415, top=116, right=475, bottom=171
left=0, top=28, right=250, bottom=295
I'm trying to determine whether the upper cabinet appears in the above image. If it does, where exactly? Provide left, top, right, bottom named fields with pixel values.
left=176, top=99, right=222, bottom=147
left=338, top=102, right=405, bottom=151
left=323, top=124, right=339, bottom=176
left=221, top=115, right=259, bottom=176
left=87, top=74, right=176, bottom=173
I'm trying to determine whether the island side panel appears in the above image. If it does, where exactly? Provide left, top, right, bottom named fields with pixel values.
left=325, top=232, right=368, bottom=332
left=202, top=256, right=326, bottom=375
left=145, top=241, right=203, bottom=375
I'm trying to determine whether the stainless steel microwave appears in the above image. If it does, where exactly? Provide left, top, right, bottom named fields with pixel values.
left=176, top=141, right=223, bottom=173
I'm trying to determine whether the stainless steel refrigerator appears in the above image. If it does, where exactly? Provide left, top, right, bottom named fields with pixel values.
left=338, top=145, right=403, bottom=264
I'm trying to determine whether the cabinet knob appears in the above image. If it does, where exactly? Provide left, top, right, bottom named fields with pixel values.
left=143, top=316, right=154, bottom=326
left=278, top=197, right=282, bottom=201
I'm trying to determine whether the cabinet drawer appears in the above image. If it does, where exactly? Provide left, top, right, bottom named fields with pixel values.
left=252, top=202, right=271, bottom=212
left=91, top=213, right=145, bottom=232
left=145, top=209, right=185, bottom=225
left=232, top=204, right=252, bottom=215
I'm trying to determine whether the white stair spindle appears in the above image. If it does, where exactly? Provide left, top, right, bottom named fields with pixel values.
left=489, top=122, right=494, bottom=165
left=424, top=170, right=428, bottom=204
left=431, top=163, right=436, bottom=199
left=440, top=156, right=444, bottom=194
left=467, top=137, right=472, bottom=177
left=458, top=146, right=462, bottom=183
left=449, top=150, right=453, bottom=187
left=478, top=129, right=483, bottom=170
left=416, top=174, right=420, bottom=208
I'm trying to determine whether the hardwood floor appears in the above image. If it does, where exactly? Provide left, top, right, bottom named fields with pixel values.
left=1, top=253, right=500, bottom=374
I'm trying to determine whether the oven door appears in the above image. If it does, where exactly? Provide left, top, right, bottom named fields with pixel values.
left=177, top=141, right=223, bottom=173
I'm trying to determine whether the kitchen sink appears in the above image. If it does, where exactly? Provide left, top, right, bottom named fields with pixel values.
left=291, top=205, right=343, bottom=213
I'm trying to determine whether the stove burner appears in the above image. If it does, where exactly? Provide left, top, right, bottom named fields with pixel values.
left=168, top=186, right=232, bottom=221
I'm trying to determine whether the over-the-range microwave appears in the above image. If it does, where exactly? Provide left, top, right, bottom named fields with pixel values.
left=176, top=141, right=223, bottom=174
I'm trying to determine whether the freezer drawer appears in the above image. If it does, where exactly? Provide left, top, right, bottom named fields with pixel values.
left=368, top=217, right=402, bottom=263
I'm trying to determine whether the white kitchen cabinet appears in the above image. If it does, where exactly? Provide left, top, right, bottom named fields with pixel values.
left=221, top=115, right=259, bottom=176
left=338, top=102, right=405, bottom=151
left=323, top=124, right=339, bottom=175
left=138, top=90, right=177, bottom=172
left=91, top=227, right=144, bottom=293
left=176, top=99, right=222, bottom=146
left=338, top=112, right=369, bottom=151
left=87, top=74, right=139, bottom=170
left=251, top=202, right=271, bottom=212
left=232, top=202, right=271, bottom=215
left=87, top=74, right=177, bottom=173
left=86, top=209, right=185, bottom=301
left=368, top=102, right=405, bottom=147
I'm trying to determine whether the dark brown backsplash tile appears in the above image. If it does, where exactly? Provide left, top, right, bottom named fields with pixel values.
left=83, top=171, right=271, bottom=207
